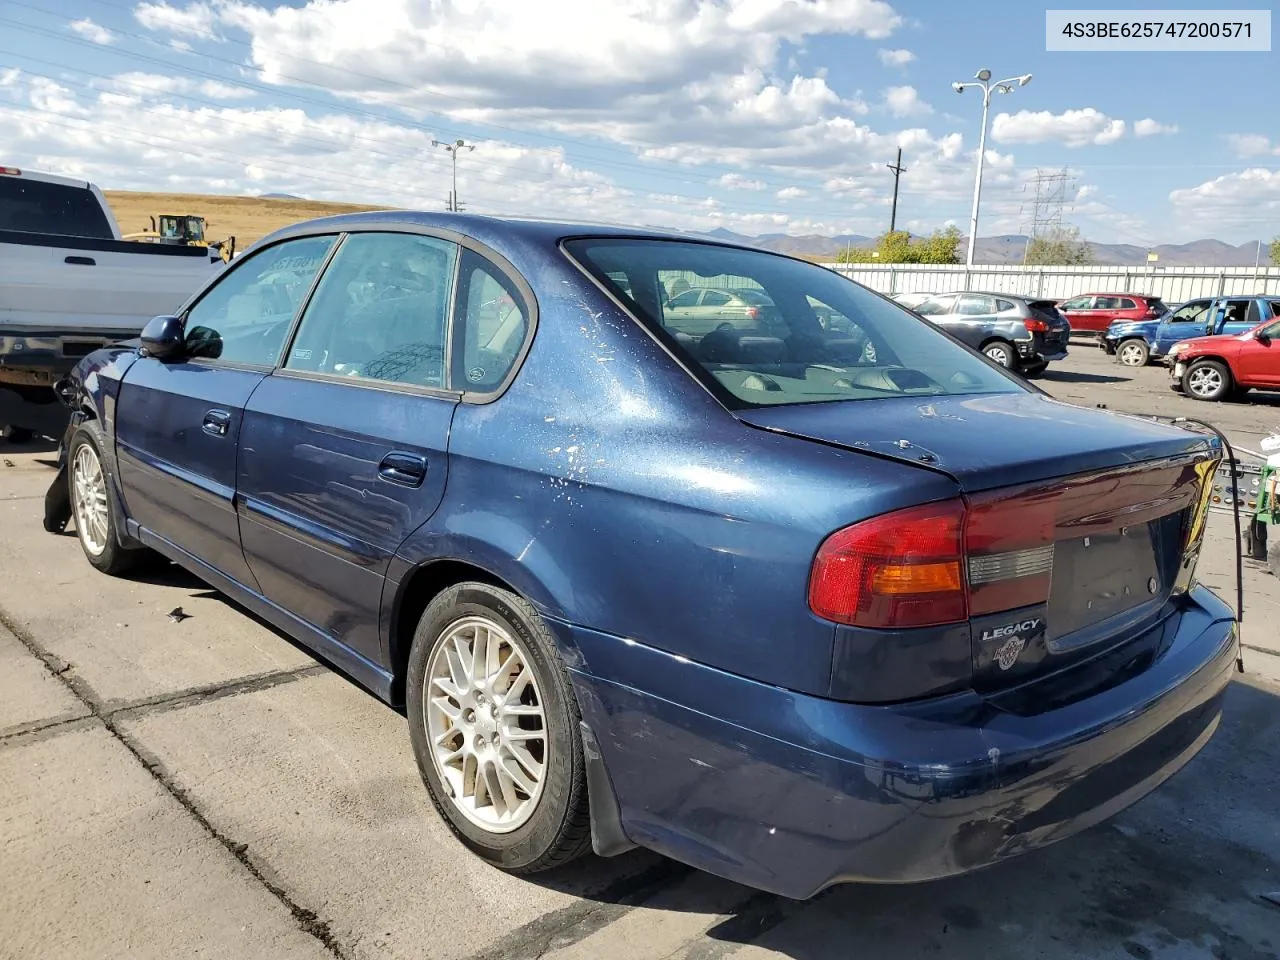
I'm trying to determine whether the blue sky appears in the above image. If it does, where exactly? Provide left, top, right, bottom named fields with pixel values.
left=1, top=0, right=1276, bottom=244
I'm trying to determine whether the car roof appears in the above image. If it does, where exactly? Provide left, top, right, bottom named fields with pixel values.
left=257, top=210, right=759, bottom=255
left=1073, top=292, right=1157, bottom=298
left=925, top=291, right=1042, bottom=302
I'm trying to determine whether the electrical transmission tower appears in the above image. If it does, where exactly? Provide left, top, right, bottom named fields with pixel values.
left=1020, top=167, right=1074, bottom=261
left=432, top=138, right=475, bottom=212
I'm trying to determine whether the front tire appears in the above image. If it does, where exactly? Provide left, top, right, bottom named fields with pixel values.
left=1116, top=339, right=1150, bottom=367
left=67, top=424, right=144, bottom=576
left=1182, top=359, right=1232, bottom=402
left=406, top=582, right=592, bottom=873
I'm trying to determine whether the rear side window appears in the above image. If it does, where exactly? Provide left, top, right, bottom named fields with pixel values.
left=566, top=238, right=1021, bottom=408
left=1094, top=296, right=1122, bottom=310
left=955, top=295, right=994, bottom=316
left=454, top=249, right=531, bottom=393
left=0, top=177, right=113, bottom=238
left=286, top=232, right=457, bottom=389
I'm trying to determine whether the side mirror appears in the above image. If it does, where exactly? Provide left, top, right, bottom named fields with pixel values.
left=1256, top=329, right=1271, bottom=344
left=139, top=315, right=185, bottom=360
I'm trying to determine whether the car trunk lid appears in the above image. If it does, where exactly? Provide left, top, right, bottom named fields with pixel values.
left=745, top=392, right=1220, bottom=692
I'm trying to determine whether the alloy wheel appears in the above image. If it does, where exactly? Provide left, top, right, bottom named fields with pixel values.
left=72, top=443, right=110, bottom=556
left=1117, top=341, right=1147, bottom=366
left=1187, top=366, right=1223, bottom=398
left=424, top=616, right=547, bottom=833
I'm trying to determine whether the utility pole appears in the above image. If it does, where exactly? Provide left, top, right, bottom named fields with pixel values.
left=432, top=138, right=475, bottom=212
left=885, top=147, right=906, bottom=233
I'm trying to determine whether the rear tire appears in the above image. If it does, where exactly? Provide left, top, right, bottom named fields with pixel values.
left=406, top=582, right=592, bottom=873
left=1116, top=339, right=1150, bottom=367
left=982, top=340, right=1016, bottom=369
left=1269, top=539, right=1280, bottom=580
left=1182, top=359, right=1231, bottom=402
left=1245, top=519, right=1268, bottom=561
left=67, top=423, right=146, bottom=576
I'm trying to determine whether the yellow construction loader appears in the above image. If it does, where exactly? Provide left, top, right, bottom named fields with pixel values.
left=124, top=214, right=236, bottom=262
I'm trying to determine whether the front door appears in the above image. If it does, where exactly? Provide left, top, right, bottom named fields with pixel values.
left=115, top=234, right=337, bottom=586
left=1058, top=295, right=1098, bottom=331
left=236, top=231, right=468, bottom=665
left=1235, top=318, right=1280, bottom=387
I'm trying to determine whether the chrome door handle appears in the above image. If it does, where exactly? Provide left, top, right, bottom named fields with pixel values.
left=202, top=409, right=231, bottom=437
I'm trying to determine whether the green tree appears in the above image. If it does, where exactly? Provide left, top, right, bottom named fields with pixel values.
left=1269, top=236, right=1280, bottom=266
left=1023, top=226, right=1094, bottom=265
left=835, top=227, right=961, bottom=265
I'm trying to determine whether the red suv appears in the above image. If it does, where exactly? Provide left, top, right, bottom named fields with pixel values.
left=1169, top=315, right=1280, bottom=401
left=1056, top=293, right=1168, bottom=335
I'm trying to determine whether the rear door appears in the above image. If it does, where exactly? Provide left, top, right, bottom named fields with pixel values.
left=115, top=234, right=337, bottom=586
left=1216, top=298, right=1259, bottom=336
left=235, top=231, right=517, bottom=666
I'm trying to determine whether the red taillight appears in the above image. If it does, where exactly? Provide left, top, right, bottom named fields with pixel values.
left=746, top=306, right=760, bottom=320
left=809, top=491, right=1057, bottom=628
left=1024, top=318, right=1049, bottom=332
left=809, top=500, right=967, bottom=628
left=0, top=166, right=20, bottom=176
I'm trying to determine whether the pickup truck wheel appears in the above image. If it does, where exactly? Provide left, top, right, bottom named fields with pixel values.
left=68, top=424, right=144, bottom=576
left=1116, top=339, right=1150, bottom=367
left=1269, top=538, right=1280, bottom=580
left=1182, top=360, right=1231, bottom=402
left=1, top=425, right=34, bottom=444
left=981, top=340, right=1016, bottom=369
left=406, top=582, right=592, bottom=873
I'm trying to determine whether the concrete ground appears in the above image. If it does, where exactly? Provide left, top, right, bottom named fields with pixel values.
left=1, top=343, right=1278, bottom=960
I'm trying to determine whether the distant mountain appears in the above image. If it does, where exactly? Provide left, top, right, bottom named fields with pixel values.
left=688, top=229, right=1269, bottom=267
left=260, top=192, right=303, bottom=200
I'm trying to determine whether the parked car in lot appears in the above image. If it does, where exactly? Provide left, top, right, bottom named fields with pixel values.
left=1169, top=312, right=1280, bottom=401
left=50, top=213, right=1237, bottom=900
left=911, top=291, right=1069, bottom=374
left=1103, top=297, right=1213, bottom=366
left=1151, top=296, right=1280, bottom=363
left=0, top=166, right=223, bottom=441
left=1057, top=293, right=1169, bottom=337
left=661, top=285, right=779, bottom=334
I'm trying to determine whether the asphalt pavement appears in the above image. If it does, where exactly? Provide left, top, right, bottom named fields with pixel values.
left=1, top=342, right=1278, bottom=960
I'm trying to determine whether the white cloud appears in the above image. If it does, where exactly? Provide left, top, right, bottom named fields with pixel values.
left=1133, top=118, right=1177, bottom=138
left=1225, top=133, right=1278, bottom=158
left=1169, top=168, right=1280, bottom=225
left=70, top=18, right=115, bottom=44
left=1076, top=184, right=1097, bottom=200
left=877, top=48, right=914, bottom=67
left=106, top=72, right=255, bottom=102
left=991, top=108, right=1126, bottom=147
left=882, top=85, right=930, bottom=117
left=776, top=186, right=809, bottom=200
left=714, top=172, right=765, bottom=191
left=135, top=1, right=221, bottom=40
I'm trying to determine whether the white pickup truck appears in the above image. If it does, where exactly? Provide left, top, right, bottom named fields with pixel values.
left=0, top=166, right=224, bottom=440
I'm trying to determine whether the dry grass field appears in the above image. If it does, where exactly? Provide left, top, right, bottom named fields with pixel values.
left=103, top=191, right=393, bottom=250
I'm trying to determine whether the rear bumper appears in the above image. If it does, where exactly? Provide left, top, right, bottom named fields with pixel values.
left=565, top=585, right=1237, bottom=899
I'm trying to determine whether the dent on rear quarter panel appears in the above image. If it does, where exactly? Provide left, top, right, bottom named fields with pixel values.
left=392, top=239, right=960, bottom=696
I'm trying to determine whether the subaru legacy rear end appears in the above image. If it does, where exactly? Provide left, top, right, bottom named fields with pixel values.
left=563, top=238, right=1238, bottom=900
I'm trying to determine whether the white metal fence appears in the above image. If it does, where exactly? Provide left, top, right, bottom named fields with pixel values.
left=825, top=263, right=1280, bottom=303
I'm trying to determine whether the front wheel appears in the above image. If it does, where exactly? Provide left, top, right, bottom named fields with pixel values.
left=406, top=582, right=592, bottom=873
left=67, top=424, right=145, bottom=575
left=1182, top=359, right=1232, bottom=402
left=1116, top=339, right=1150, bottom=367
left=982, top=340, right=1016, bottom=369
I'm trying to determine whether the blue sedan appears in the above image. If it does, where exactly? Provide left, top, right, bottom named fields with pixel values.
left=50, top=213, right=1237, bottom=899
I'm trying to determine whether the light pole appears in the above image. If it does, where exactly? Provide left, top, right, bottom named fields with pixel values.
left=432, top=138, right=475, bottom=212
left=951, top=69, right=1031, bottom=267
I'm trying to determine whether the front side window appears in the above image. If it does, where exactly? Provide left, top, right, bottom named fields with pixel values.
left=566, top=239, right=1021, bottom=408
left=1060, top=296, right=1092, bottom=310
left=912, top=295, right=955, bottom=316
left=286, top=232, right=457, bottom=389
left=183, top=234, right=336, bottom=366
left=1170, top=300, right=1209, bottom=323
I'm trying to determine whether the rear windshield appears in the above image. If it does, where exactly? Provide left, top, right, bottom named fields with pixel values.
left=0, top=177, right=114, bottom=238
left=565, top=238, right=1023, bottom=408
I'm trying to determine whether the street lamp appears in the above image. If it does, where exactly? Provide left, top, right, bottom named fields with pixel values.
left=952, top=69, right=1032, bottom=267
left=431, top=138, right=475, bottom=212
